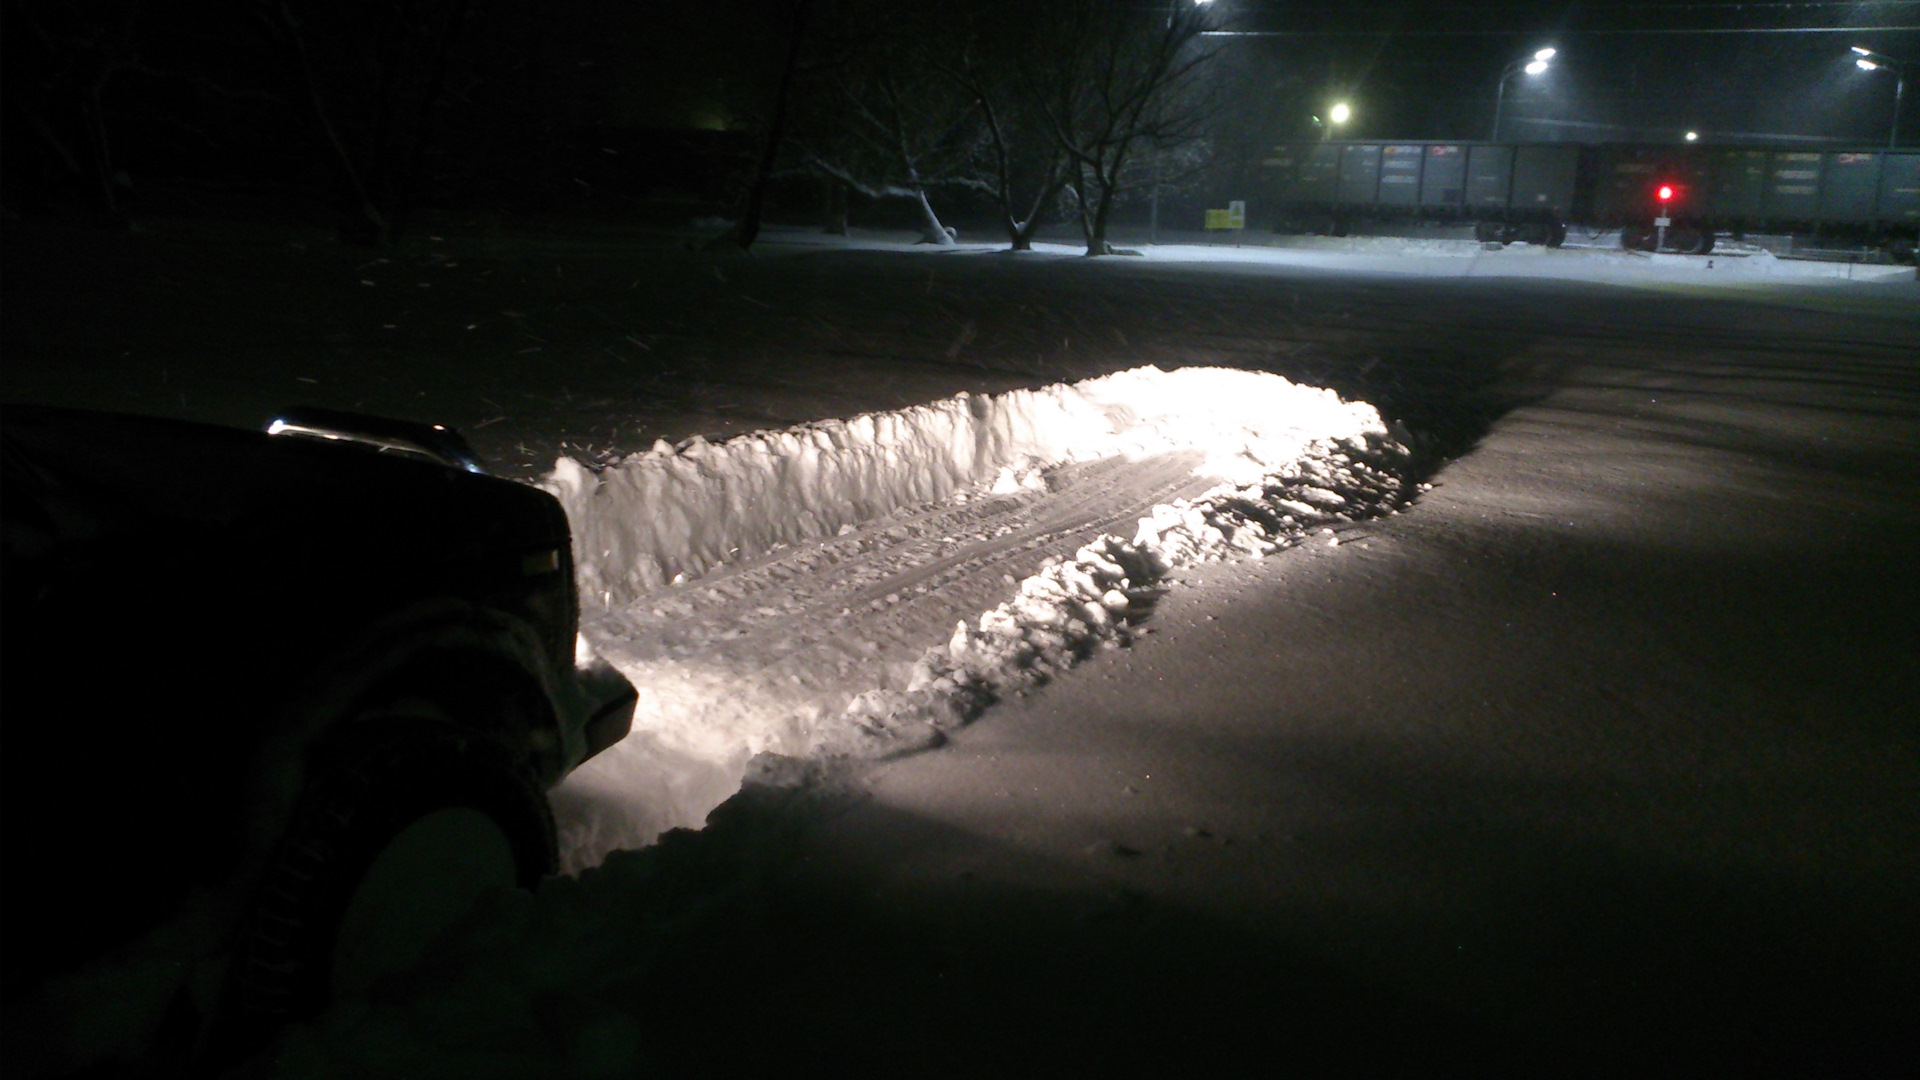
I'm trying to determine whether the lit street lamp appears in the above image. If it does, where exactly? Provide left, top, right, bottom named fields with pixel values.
left=1851, top=45, right=1910, bottom=149
left=1311, top=101, right=1353, bottom=141
left=1491, top=47, right=1555, bottom=142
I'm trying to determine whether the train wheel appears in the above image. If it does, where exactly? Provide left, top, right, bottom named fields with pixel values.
left=1669, top=227, right=1707, bottom=255
left=1546, top=222, right=1567, bottom=248
left=1473, top=221, right=1500, bottom=243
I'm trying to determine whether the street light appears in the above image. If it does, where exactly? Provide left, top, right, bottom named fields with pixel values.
left=1492, top=47, right=1556, bottom=141
left=1313, top=101, right=1353, bottom=141
left=1851, top=45, right=1910, bottom=149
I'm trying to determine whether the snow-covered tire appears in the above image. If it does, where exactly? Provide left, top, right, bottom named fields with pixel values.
left=208, top=717, right=555, bottom=1066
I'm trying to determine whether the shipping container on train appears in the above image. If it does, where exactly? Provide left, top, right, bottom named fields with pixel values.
left=1262, top=141, right=1920, bottom=262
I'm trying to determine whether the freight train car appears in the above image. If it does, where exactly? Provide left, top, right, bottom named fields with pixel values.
left=1263, top=141, right=1920, bottom=260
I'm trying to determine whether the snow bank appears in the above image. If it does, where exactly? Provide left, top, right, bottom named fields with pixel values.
left=542, top=366, right=1386, bottom=607
left=543, top=366, right=1410, bottom=869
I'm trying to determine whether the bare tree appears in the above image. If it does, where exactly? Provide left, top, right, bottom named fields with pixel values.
left=932, top=11, right=1071, bottom=252
left=245, top=0, right=475, bottom=244
left=730, top=0, right=810, bottom=250
left=3, top=0, right=147, bottom=224
left=1034, top=0, right=1216, bottom=255
left=785, top=0, right=986, bottom=246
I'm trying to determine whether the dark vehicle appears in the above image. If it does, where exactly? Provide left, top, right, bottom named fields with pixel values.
left=1264, top=140, right=1920, bottom=259
left=0, top=405, right=636, bottom=1076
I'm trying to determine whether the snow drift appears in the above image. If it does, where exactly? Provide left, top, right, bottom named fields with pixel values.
left=541, top=366, right=1388, bottom=606
left=543, top=366, right=1412, bottom=870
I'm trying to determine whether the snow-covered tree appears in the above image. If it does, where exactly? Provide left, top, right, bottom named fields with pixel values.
left=767, top=0, right=1216, bottom=255
left=786, top=1, right=985, bottom=246
left=931, top=5, right=1072, bottom=251
left=1032, top=0, right=1216, bottom=255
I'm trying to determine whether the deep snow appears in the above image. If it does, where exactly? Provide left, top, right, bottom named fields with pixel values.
left=546, top=365, right=1410, bottom=870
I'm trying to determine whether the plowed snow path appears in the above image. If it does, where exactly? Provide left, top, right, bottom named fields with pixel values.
left=547, top=367, right=1410, bottom=870
left=589, top=452, right=1207, bottom=673
left=557, top=454, right=1215, bottom=866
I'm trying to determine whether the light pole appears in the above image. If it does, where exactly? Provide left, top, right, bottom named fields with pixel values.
left=1852, top=46, right=1910, bottom=149
left=1491, top=47, right=1555, bottom=142
left=1149, top=0, right=1214, bottom=244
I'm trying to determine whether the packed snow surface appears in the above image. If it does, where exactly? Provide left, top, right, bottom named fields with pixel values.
left=545, top=366, right=1410, bottom=870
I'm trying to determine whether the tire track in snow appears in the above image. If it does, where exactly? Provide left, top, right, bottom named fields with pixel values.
left=557, top=455, right=1222, bottom=870
left=585, top=452, right=1210, bottom=667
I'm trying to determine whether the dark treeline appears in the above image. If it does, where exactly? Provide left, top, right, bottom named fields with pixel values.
left=2, top=0, right=1284, bottom=252
left=2, top=0, right=705, bottom=242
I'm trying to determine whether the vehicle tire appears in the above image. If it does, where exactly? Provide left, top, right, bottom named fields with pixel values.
left=206, top=717, right=556, bottom=1068
left=1696, top=230, right=1715, bottom=255
left=1546, top=221, right=1568, bottom=248
left=1473, top=220, right=1500, bottom=243
left=1669, top=227, right=1708, bottom=255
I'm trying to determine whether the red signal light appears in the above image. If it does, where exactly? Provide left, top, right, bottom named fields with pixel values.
left=1657, top=184, right=1675, bottom=202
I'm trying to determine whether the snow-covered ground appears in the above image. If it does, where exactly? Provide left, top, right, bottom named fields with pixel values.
left=546, top=365, right=1411, bottom=870
left=5, top=217, right=1913, bottom=1077
left=509, top=230, right=1908, bottom=871
left=756, top=225, right=1917, bottom=283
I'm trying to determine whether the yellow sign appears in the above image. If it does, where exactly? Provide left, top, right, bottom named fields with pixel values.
left=1207, top=201, right=1248, bottom=230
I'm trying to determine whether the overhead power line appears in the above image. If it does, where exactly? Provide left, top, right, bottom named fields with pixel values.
left=1202, top=26, right=1920, bottom=37
left=1225, top=1, right=1918, bottom=9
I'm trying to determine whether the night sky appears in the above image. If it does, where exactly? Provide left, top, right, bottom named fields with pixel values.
left=565, top=2, right=1920, bottom=145
left=1203, top=0, right=1920, bottom=145
left=4, top=0, right=1916, bottom=233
